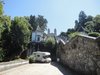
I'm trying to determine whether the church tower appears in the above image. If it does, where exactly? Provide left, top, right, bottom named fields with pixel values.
left=54, top=28, right=57, bottom=36
left=48, top=28, right=50, bottom=34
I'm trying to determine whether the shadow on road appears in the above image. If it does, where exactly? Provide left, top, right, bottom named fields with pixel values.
left=51, top=62, right=79, bottom=75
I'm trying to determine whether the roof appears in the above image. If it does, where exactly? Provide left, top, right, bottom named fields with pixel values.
left=36, top=25, right=43, bottom=32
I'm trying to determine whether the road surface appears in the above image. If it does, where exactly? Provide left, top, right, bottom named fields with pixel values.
left=0, top=62, right=78, bottom=75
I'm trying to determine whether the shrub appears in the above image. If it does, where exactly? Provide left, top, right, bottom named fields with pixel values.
left=45, top=37, right=57, bottom=61
left=68, top=32, right=79, bottom=39
left=88, top=32, right=100, bottom=37
left=0, top=48, right=4, bottom=61
left=45, top=37, right=56, bottom=51
left=28, top=55, right=36, bottom=63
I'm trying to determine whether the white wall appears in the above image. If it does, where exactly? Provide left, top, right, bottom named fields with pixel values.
left=32, top=32, right=35, bottom=41
left=32, top=31, right=43, bottom=42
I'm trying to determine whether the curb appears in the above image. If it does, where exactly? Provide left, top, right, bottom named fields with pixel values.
left=0, top=61, right=29, bottom=72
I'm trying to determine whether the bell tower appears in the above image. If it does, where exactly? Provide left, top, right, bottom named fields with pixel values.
left=54, top=28, right=57, bottom=36
left=48, top=28, right=50, bottom=34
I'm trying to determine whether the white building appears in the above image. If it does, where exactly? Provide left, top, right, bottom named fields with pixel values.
left=32, top=25, right=44, bottom=42
left=32, top=26, right=57, bottom=42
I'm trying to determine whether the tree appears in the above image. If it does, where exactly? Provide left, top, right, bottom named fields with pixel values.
left=36, top=15, right=48, bottom=31
left=86, top=15, right=93, bottom=22
left=75, top=11, right=87, bottom=32
left=10, top=17, right=31, bottom=58
left=85, top=21, right=94, bottom=33
left=28, top=15, right=48, bottom=32
left=88, top=32, right=100, bottom=37
left=79, top=11, right=87, bottom=26
left=29, top=15, right=36, bottom=31
left=0, top=1, right=3, bottom=15
left=66, top=28, right=75, bottom=35
left=1, top=15, right=11, bottom=51
left=0, top=0, right=4, bottom=61
left=0, top=15, right=11, bottom=61
left=45, top=36, right=56, bottom=60
left=74, top=20, right=79, bottom=31
left=93, top=15, right=100, bottom=33
left=59, top=32, right=67, bottom=37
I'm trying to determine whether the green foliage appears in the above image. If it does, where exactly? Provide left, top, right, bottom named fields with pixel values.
left=68, top=32, right=79, bottom=39
left=27, top=15, right=48, bottom=31
left=45, top=37, right=57, bottom=61
left=45, top=37, right=56, bottom=50
left=0, top=1, right=3, bottom=15
left=29, top=15, right=36, bottom=31
left=66, top=28, right=76, bottom=35
left=0, top=1, right=49, bottom=61
left=0, top=23, right=3, bottom=39
left=75, top=11, right=87, bottom=32
left=36, top=15, right=47, bottom=31
left=85, top=21, right=94, bottom=33
left=86, top=15, right=93, bottom=21
left=88, top=32, right=100, bottom=37
left=59, top=32, right=67, bottom=37
left=2, top=16, right=32, bottom=60
left=93, top=15, right=100, bottom=33
left=64, top=11, right=100, bottom=40
left=10, top=17, right=31, bottom=55
left=0, top=15, right=33, bottom=60
left=0, top=48, right=4, bottom=61
left=29, top=55, right=35, bottom=63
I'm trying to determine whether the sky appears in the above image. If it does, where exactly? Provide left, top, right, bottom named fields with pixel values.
left=3, top=0, right=100, bottom=35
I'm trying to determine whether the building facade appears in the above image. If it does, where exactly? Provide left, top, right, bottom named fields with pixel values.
left=32, top=25, right=44, bottom=42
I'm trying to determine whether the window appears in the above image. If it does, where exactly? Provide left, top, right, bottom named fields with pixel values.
left=36, top=35, right=41, bottom=41
left=38, top=36, right=40, bottom=41
left=37, top=55, right=40, bottom=57
left=43, top=55, right=50, bottom=59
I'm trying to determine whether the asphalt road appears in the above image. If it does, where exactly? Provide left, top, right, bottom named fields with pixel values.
left=0, top=62, right=78, bottom=75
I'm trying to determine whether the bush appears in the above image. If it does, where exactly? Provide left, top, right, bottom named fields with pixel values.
left=28, top=55, right=36, bottom=63
left=68, top=32, right=79, bottom=39
left=88, top=32, right=100, bottom=37
left=45, top=37, right=56, bottom=50
left=45, top=37, right=57, bottom=61
left=0, top=48, right=4, bottom=61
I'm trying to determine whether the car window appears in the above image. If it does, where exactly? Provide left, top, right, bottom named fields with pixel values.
left=43, top=55, right=50, bottom=59
left=37, top=55, right=40, bottom=57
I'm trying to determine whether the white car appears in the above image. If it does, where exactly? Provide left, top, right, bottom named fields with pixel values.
left=30, top=51, right=51, bottom=63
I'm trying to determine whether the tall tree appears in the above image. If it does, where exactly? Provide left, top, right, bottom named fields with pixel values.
left=93, top=15, right=100, bottom=33
left=86, top=15, right=93, bottom=22
left=0, top=0, right=3, bottom=15
left=29, top=15, right=36, bottom=31
left=85, top=21, right=94, bottom=33
left=0, top=0, right=3, bottom=40
left=74, top=11, right=87, bottom=32
left=1, top=15, right=11, bottom=50
left=10, top=17, right=31, bottom=57
left=79, top=11, right=87, bottom=26
left=74, top=20, right=79, bottom=31
left=36, top=15, right=48, bottom=31
left=59, top=32, right=67, bottom=37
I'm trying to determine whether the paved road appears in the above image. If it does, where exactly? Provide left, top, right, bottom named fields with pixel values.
left=0, top=62, right=78, bottom=75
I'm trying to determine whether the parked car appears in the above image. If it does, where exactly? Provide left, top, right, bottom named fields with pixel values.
left=29, top=51, right=51, bottom=63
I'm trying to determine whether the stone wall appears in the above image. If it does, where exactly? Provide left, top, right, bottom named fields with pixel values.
left=57, top=34, right=100, bottom=75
